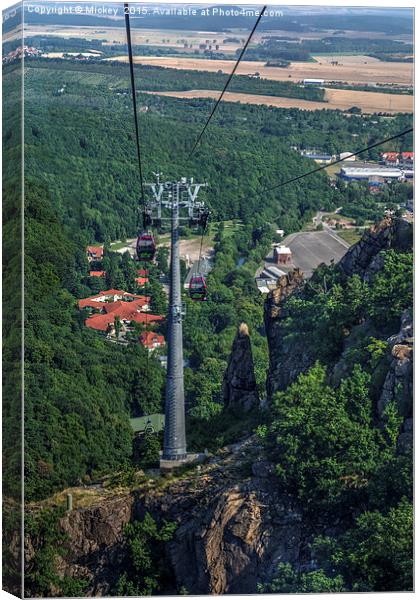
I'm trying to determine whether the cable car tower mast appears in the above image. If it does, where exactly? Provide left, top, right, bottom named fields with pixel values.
left=145, top=174, right=208, bottom=461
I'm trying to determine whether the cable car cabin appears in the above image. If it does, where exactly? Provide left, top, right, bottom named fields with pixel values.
left=136, top=231, right=156, bottom=261
left=189, top=274, right=207, bottom=301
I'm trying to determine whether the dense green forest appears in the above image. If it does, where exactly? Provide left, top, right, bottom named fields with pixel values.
left=27, top=59, right=326, bottom=101
left=2, top=56, right=412, bottom=499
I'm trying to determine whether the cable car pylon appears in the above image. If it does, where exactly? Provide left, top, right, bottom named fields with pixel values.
left=145, top=174, right=208, bottom=464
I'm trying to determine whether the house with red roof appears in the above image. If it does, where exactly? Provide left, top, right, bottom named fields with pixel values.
left=381, top=151, right=414, bottom=168
left=140, top=331, right=165, bottom=351
left=78, top=289, right=148, bottom=310
left=381, top=152, right=399, bottom=166
left=135, top=276, right=149, bottom=286
left=86, top=245, right=104, bottom=262
left=89, top=270, right=106, bottom=278
left=79, top=288, right=163, bottom=340
left=85, top=310, right=163, bottom=333
left=401, top=152, right=414, bottom=167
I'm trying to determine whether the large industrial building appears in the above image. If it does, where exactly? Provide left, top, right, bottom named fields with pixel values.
left=339, top=165, right=404, bottom=182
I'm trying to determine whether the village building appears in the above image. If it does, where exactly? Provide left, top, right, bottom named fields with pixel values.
left=89, top=270, right=106, bottom=278
left=78, top=288, right=164, bottom=339
left=273, top=245, right=293, bottom=266
left=135, top=276, right=149, bottom=286
left=381, top=151, right=414, bottom=168
left=300, top=150, right=333, bottom=164
left=140, top=331, right=165, bottom=351
left=86, top=245, right=104, bottom=262
left=78, top=289, right=143, bottom=309
left=339, top=151, right=356, bottom=161
left=340, top=165, right=403, bottom=182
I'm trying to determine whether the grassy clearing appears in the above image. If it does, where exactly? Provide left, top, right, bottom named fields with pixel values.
left=337, top=229, right=363, bottom=246
left=110, top=240, right=132, bottom=251
left=218, top=219, right=244, bottom=240
left=325, top=163, right=342, bottom=178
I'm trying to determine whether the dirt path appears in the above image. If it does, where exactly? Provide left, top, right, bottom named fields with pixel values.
left=158, top=236, right=214, bottom=263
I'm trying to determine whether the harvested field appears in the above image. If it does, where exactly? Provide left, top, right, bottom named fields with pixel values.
left=144, top=88, right=413, bottom=114
left=107, top=55, right=413, bottom=86
left=312, top=54, right=382, bottom=64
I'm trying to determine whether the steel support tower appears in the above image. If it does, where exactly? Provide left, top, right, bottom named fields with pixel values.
left=145, top=176, right=207, bottom=461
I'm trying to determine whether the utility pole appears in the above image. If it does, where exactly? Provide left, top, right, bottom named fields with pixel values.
left=145, top=176, right=208, bottom=462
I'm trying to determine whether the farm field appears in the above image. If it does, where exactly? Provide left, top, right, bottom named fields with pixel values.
left=144, top=87, right=413, bottom=114
left=12, top=23, right=413, bottom=45
left=107, top=54, right=413, bottom=86
left=312, top=54, right=382, bottom=64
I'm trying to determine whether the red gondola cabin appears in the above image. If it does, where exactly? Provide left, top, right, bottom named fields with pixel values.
left=136, top=231, right=156, bottom=261
left=189, top=274, right=207, bottom=301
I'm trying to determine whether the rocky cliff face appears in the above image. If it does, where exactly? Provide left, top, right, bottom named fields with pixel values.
left=27, top=438, right=308, bottom=597
left=222, top=323, right=259, bottom=411
left=264, top=268, right=307, bottom=395
left=338, top=216, right=413, bottom=280
left=265, top=218, right=413, bottom=397
left=378, top=309, right=413, bottom=451
left=57, top=495, right=135, bottom=595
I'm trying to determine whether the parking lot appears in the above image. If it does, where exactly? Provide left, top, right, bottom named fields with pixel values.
left=265, top=230, right=350, bottom=278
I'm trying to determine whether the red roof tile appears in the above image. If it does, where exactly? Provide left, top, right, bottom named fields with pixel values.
left=131, top=313, right=164, bottom=325
left=86, top=245, right=104, bottom=258
left=140, top=331, right=165, bottom=349
left=89, top=270, right=105, bottom=277
left=382, top=152, right=399, bottom=161
left=78, top=298, right=105, bottom=310
left=94, top=289, right=126, bottom=297
left=85, top=313, right=115, bottom=332
left=135, top=277, right=149, bottom=286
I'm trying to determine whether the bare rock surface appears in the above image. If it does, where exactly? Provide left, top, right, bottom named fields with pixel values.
left=338, top=217, right=413, bottom=280
left=378, top=310, right=413, bottom=450
left=26, top=438, right=304, bottom=596
left=223, top=323, right=259, bottom=411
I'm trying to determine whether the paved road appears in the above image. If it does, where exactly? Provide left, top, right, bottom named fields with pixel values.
left=265, top=230, right=350, bottom=278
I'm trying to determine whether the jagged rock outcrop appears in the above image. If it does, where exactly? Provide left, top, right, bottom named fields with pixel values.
left=338, top=216, right=413, bottom=280
left=378, top=310, right=413, bottom=451
left=264, top=269, right=307, bottom=395
left=222, top=323, right=259, bottom=411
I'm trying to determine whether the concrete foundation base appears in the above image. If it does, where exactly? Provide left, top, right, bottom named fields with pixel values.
left=159, top=452, right=205, bottom=473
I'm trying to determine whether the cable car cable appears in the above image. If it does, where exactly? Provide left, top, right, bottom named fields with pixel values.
left=124, top=2, right=146, bottom=208
left=124, top=3, right=153, bottom=363
left=187, top=5, right=267, bottom=160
